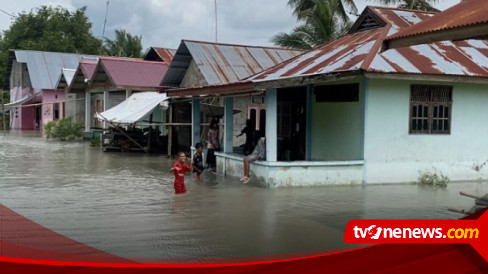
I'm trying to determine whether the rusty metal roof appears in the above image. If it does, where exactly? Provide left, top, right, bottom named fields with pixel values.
left=161, top=40, right=303, bottom=87
left=249, top=6, right=435, bottom=82
left=387, top=0, right=488, bottom=46
left=144, top=47, right=176, bottom=64
left=93, top=57, right=169, bottom=90
left=250, top=5, right=488, bottom=83
left=369, top=39, right=488, bottom=77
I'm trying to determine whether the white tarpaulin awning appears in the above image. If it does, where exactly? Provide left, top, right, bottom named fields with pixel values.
left=2, top=91, right=41, bottom=111
left=96, top=92, right=168, bottom=124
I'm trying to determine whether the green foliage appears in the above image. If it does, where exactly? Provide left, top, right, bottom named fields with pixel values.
left=44, top=117, right=83, bottom=141
left=418, top=169, right=449, bottom=187
left=375, top=0, right=440, bottom=12
left=103, top=29, right=144, bottom=58
left=273, top=0, right=354, bottom=49
left=0, top=5, right=102, bottom=88
left=90, top=137, right=100, bottom=147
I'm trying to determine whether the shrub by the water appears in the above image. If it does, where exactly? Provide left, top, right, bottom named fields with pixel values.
left=44, top=117, right=83, bottom=141
left=418, top=169, right=449, bottom=187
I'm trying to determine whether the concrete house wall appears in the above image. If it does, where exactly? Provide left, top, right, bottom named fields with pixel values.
left=363, top=78, right=488, bottom=184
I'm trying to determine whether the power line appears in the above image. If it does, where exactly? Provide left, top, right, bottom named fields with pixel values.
left=0, top=8, right=16, bottom=19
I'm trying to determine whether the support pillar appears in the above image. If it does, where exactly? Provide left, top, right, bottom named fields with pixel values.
left=305, top=85, right=313, bottom=160
left=265, top=88, right=277, bottom=162
left=191, top=97, right=201, bottom=146
left=223, top=97, right=234, bottom=153
left=103, top=91, right=109, bottom=128
left=85, top=92, right=91, bottom=132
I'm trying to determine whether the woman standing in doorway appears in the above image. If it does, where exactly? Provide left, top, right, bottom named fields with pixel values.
left=206, top=119, right=220, bottom=173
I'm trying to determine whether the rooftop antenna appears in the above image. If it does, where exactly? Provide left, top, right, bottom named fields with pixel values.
left=214, top=0, right=218, bottom=42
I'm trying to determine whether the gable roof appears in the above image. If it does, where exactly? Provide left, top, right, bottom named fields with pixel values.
left=161, top=40, right=303, bottom=87
left=249, top=5, right=488, bottom=83
left=91, top=57, right=169, bottom=90
left=386, top=0, right=488, bottom=49
left=55, top=68, right=76, bottom=90
left=3, top=50, right=98, bottom=90
left=144, top=47, right=176, bottom=64
left=66, top=59, right=98, bottom=93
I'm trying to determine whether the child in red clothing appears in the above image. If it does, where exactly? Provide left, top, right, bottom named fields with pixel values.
left=170, top=152, right=191, bottom=194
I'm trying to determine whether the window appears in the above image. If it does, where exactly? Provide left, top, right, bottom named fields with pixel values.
left=314, top=83, right=359, bottom=102
left=248, top=105, right=265, bottom=131
left=410, top=85, right=452, bottom=134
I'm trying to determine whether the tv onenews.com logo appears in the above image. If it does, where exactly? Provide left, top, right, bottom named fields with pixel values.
left=353, top=225, right=479, bottom=240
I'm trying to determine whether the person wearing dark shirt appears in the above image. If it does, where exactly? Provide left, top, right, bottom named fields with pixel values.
left=192, top=143, right=204, bottom=181
left=237, top=119, right=254, bottom=155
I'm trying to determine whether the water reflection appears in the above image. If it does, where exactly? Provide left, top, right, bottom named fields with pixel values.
left=0, top=130, right=486, bottom=259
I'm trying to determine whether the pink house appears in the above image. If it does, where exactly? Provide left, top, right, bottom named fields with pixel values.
left=3, top=50, right=97, bottom=130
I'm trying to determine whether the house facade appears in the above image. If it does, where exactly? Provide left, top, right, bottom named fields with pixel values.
left=161, top=40, right=302, bottom=152
left=4, top=50, right=96, bottom=130
left=63, top=57, right=168, bottom=135
left=168, top=6, right=488, bottom=187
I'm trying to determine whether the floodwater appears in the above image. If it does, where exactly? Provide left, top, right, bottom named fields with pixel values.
left=1, top=130, right=487, bottom=260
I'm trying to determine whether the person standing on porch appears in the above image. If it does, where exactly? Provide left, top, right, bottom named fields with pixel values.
left=206, top=119, right=220, bottom=173
left=241, top=136, right=266, bottom=184
left=237, top=119, right=254, bottom=156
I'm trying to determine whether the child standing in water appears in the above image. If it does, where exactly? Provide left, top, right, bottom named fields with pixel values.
left=170, top=152, right=191, bottom=194
left=192, top=143, right=204, bottom=181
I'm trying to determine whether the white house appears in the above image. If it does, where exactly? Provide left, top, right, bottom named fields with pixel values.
left=167, top=4, right=488, bottom=187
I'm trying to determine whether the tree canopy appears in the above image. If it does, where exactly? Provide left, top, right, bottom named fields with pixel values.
left=0, top=5, right=102, bottom=89
left=272, top=0, right=354, bottom=49
left=103, top=29, right=144, bottom=58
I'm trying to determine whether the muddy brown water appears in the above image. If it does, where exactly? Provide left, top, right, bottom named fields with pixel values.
left=1, top=130, right=486, bottom=259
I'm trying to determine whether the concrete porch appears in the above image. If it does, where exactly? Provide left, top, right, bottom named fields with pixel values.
left=216, top=152, right=364, bottom=188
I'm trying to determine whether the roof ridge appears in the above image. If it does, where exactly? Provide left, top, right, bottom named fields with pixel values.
left=100, top=56, right=168, bottom=65
left=367, top=5, right=438, bottom=15
left=182, top=39, right=305, bottom=52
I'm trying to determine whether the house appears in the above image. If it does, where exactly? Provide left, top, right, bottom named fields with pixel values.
left=161, top=40, right=302, bottom=153
left=144, top=47, right=176, bottom=64
left=3, top=50, right=97, bottom=130
left=64, top=57, right=169, bottom=136
left=167, top=5, right=488, bottom=187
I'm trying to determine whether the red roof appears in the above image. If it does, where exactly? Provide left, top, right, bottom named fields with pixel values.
left=153, top=47, right=176, bottom=64
left=96, top=57, right=168, bottom=89
left=387, top=0, right=488, bottom=47
left=80, top=60, right=97, bottom=79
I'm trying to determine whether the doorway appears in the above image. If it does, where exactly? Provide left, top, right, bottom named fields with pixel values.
left=277, top=87, right=307, bottom=161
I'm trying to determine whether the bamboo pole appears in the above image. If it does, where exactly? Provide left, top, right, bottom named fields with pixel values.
left=167, top=104, right=173, bottom=158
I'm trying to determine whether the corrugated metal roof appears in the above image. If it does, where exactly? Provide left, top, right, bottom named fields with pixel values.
left=95, top=57, right=168, bottom=89
left=7, top=50, right=97, bottom=90
left=249, top=5, right=488, bottom=82
left=80, top=60, right=97, bottom=80
left=153, top=47, right=176, bottom=64
left=161, top=40, right=303, bottom=86
left=369, top=40, right=488, bottom=77
left=55, top=68, right=76, bottom=89
left=387, top=0, right=488, bottom=41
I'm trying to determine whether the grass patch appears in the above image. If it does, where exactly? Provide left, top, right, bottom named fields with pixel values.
left=418, top=169, right=449, bottom=187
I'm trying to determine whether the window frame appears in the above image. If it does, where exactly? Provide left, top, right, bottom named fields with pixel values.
left=409, top=85, right=453, bottom=135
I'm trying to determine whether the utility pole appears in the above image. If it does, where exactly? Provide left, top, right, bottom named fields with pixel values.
left=214, top=0, right=218, bottom=42
left=101, top=1, right=110, bottom=54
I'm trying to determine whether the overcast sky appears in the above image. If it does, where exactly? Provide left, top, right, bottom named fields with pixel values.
left=0, top=0, right=461, bottom=50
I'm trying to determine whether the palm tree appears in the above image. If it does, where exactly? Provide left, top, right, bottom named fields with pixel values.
left=273, top=0, right=351, bottom=49
left=103, top=29, right=144, bottom=58
left=375, top=0, right=440, bottom=12
left=288, top=0, right=358, bottom=22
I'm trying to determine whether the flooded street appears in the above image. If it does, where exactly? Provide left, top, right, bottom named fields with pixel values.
left=1, top=130, right=487, bottom=259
